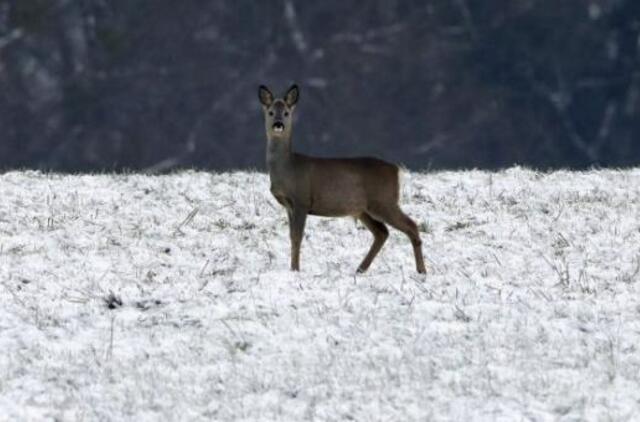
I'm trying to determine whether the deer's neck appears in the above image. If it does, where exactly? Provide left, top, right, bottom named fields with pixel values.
left=266, top=136, right=293, bottom=170
left=266, top=135, right=298, bottom=194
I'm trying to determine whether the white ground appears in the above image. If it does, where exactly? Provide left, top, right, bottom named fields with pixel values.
left=1, top=168, right=639, bottom=421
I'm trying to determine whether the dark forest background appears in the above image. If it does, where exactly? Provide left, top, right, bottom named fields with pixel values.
left=0, top=0, right=638, bottom=172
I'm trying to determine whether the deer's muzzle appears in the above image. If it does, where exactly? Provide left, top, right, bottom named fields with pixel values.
left=272, top=122, right=285, bottom=133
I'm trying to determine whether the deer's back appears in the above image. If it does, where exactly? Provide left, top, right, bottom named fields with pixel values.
left=300, top=154, right=400, bottom=217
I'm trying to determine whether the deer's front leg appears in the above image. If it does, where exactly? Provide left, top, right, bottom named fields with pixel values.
left=287, top=206, right=307, bottom=271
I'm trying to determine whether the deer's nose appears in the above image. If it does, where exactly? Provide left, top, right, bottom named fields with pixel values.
left=272, top=122, right=285, bottom=132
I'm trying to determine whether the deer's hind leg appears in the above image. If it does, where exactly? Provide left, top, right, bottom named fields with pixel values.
left=369, top=205, right=426, bottom=274
left=357, top=213, right=389, bottom=273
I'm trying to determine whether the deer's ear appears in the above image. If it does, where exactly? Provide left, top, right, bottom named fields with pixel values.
left=258, top=85, right=274, bottom=107
left=284, top=84, right=299, bottom=107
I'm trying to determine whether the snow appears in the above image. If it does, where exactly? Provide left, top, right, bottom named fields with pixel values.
left=1, top=168, right=639, bottom=421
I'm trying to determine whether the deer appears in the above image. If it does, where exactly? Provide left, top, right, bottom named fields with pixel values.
left=258, top=84, right=426, bottom=274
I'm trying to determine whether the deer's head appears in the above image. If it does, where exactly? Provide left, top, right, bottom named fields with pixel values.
left=258, top=84, right=299, bottom=140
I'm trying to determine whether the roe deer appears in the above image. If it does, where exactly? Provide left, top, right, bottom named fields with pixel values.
left=258, top=84, right=426, bottom=274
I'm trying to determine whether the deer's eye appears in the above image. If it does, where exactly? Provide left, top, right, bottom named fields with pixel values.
left=284, top=111, right=289, bottom=117
left=268, top=111, right=274, bottom=116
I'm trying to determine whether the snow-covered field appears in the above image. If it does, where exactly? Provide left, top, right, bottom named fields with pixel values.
left=1, top=168, right=639, bottom=421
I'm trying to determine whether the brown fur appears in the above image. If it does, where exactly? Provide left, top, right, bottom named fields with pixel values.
left=259, top=84, right=426, bottom=273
